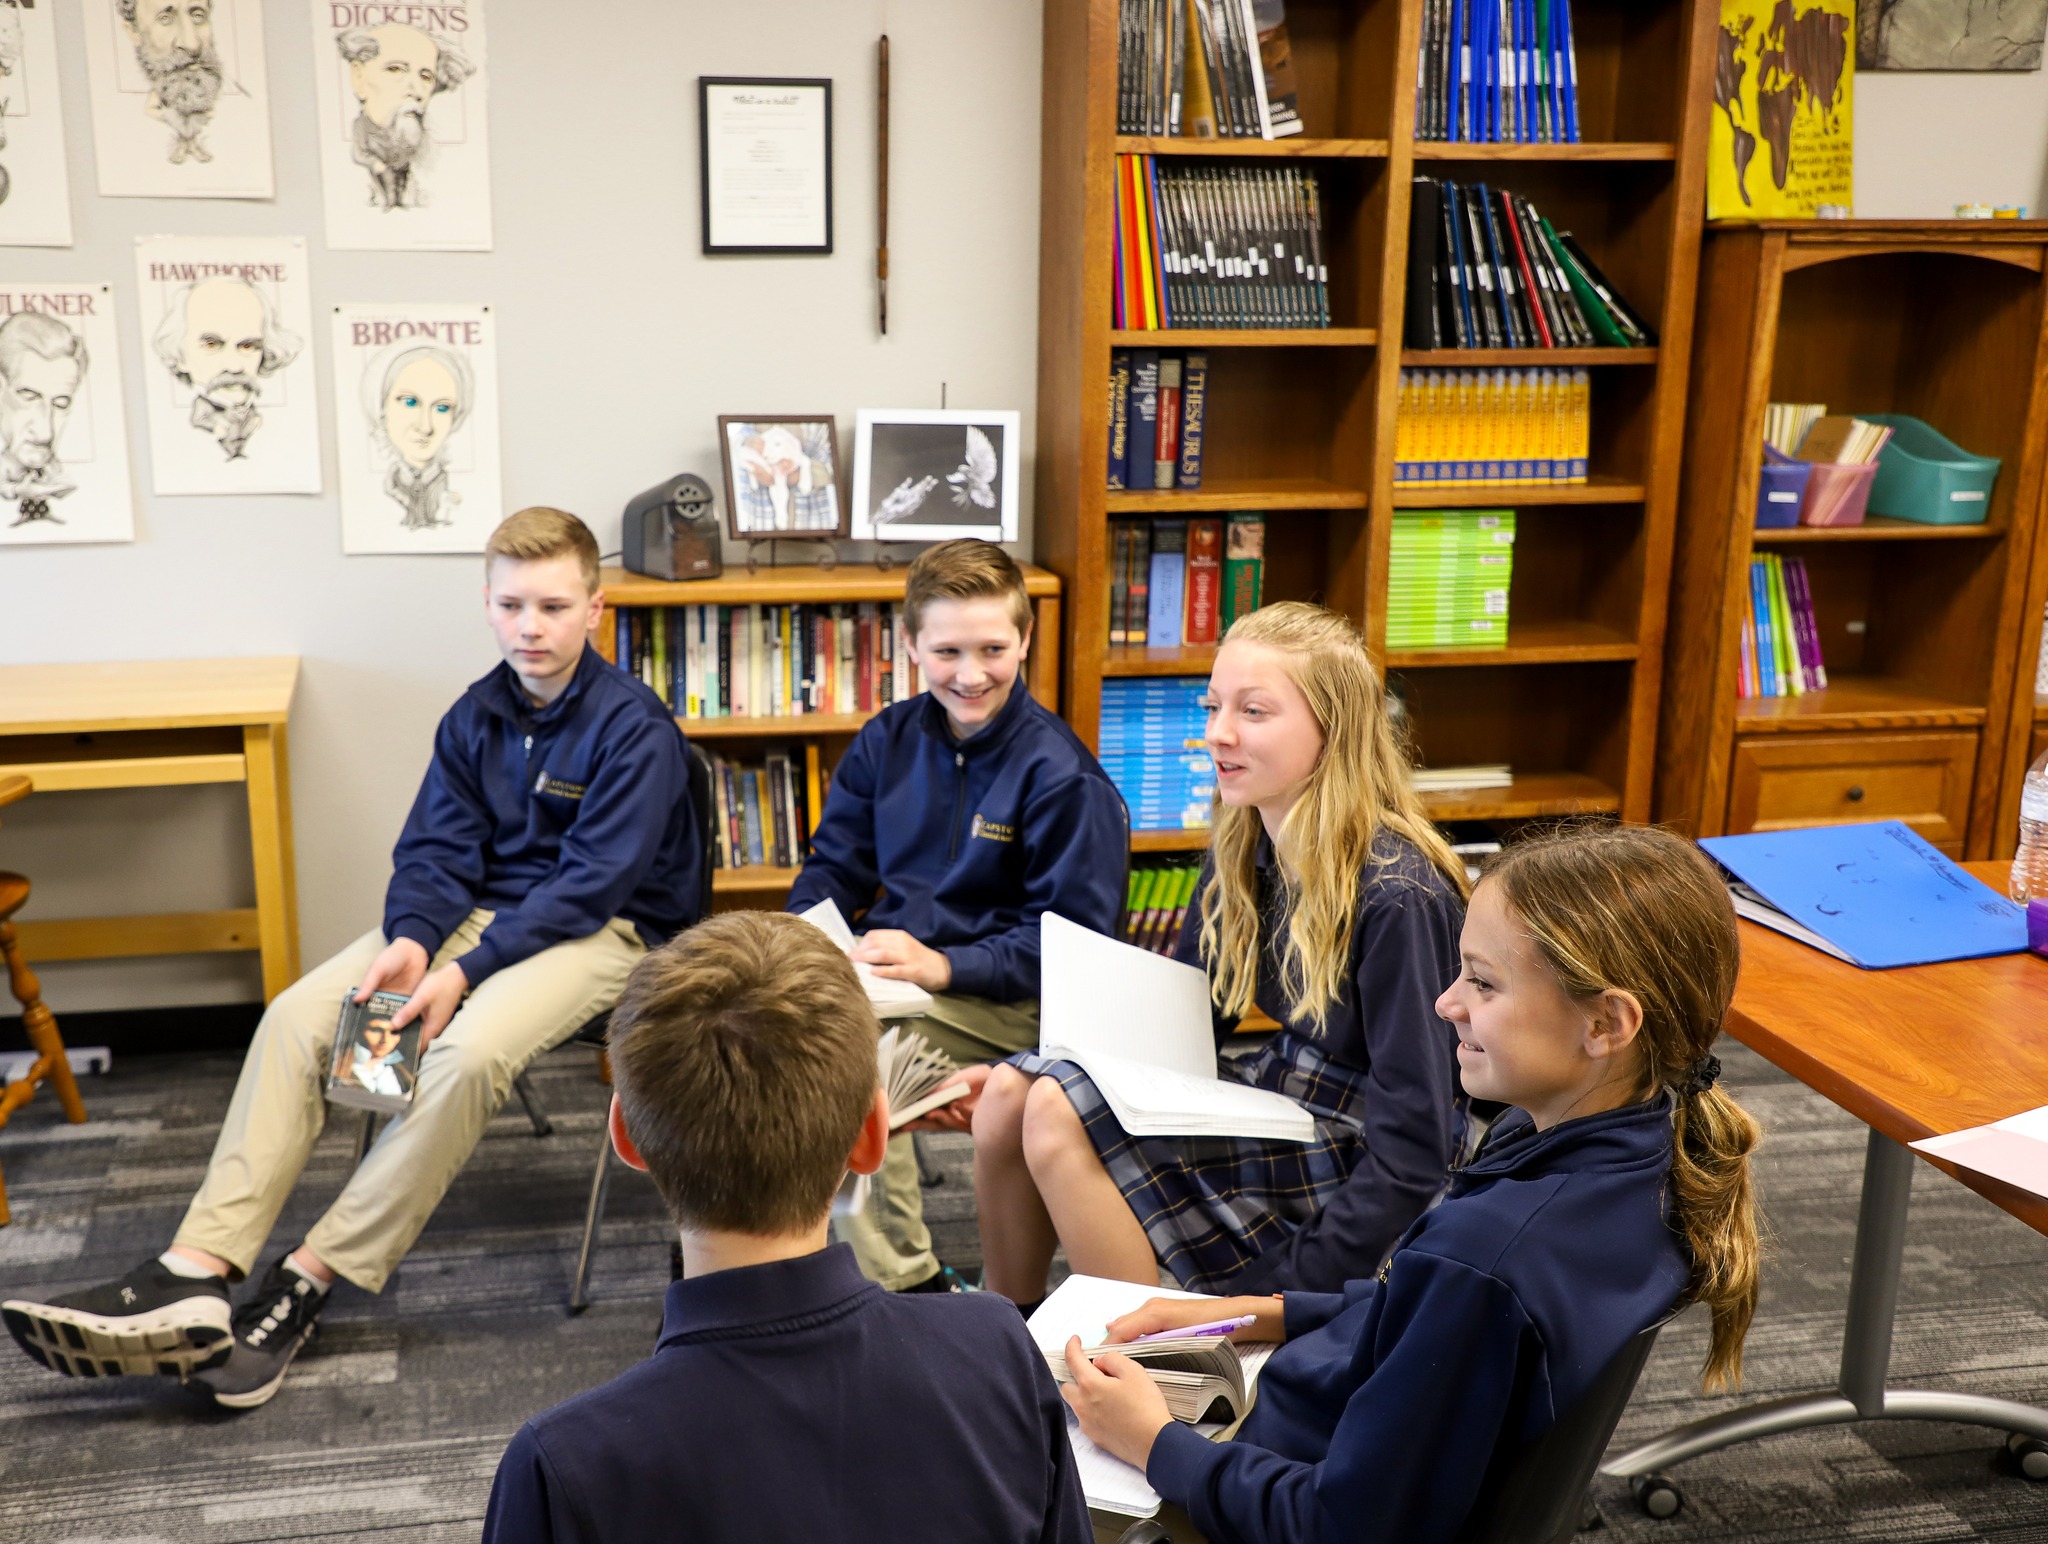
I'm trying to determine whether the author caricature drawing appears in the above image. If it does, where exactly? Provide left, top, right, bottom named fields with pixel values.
left=118, top=0, right=224, bottom=165
left=335, top=22, right=474, bottom=212
left=364, top=340, right=470, bottom=531
left=0, top=311, right=85, bottom=527
left=150, top=276, right=301, bottom=461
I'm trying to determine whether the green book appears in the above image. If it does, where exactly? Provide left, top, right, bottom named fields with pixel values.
left=1221, top=513, right=1266, bottom=630
left=1541, top=214, right=1631, bottom=347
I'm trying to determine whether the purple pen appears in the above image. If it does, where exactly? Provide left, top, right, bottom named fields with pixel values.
left=1131, top=1314, right=1258, bottom=1343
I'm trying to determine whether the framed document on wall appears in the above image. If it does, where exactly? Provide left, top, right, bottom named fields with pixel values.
left=699, top=77, right=833, bottom=255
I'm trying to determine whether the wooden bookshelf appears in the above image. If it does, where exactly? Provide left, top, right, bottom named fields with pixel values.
left=1657, top=222, right=2048, bottom=859
left=1034, top=0, right=1716, bottom=831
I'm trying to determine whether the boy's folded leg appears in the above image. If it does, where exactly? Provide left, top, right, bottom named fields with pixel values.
left=3, top=1259, right=232, bottom=1379
left=186, top=1258, right=329, bottom=1411
left=907, top=994, right=1040, bottom=1064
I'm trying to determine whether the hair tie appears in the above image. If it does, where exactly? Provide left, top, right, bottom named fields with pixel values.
left=1681, top=1054, right=1722, bottom=1097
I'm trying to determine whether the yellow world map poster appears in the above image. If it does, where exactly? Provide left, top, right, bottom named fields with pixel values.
left=1709, top=0, right=1854, bottom=220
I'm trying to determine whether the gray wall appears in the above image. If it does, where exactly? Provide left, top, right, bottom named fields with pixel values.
left=4, top=4, right=2044, bottom=1013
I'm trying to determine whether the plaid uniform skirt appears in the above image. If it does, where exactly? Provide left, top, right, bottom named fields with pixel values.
left=1009, top=1035, right=1370, bottom=1294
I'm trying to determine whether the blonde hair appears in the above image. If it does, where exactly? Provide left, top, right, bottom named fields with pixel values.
left=484, top=507, right=600, bottom=594
left=1483, top=824, right=1762, bottom=1391
left=1198, top=602, right=1467, bottom=1031
left=902, top=538, right=1033, bottom=640
left=609, top=912, right=880, bottom=1236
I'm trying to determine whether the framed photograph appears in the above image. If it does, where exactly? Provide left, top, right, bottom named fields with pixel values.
left=851, top=409, right=1023, bottom=543
left=718, top=416, right=845, bottom=539
left=699, top=77, right=833, bottom=255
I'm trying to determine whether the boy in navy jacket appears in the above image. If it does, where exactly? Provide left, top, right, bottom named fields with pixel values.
left=483, top=911, right=1092, bottom=1544
left=4, top=510, right=700, bottom=1411
left=786, top=540, right=1126, bottom=1291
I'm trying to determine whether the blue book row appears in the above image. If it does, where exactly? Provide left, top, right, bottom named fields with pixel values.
left=1102, top=679, right=1216, bottom=831
left=1416, top=0, right=1580, bottom=145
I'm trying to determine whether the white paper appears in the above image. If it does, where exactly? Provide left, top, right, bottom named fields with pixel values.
left=311, top=0, right=492, bottom=251
left=702, top=80, right=829, bottom=250
left=796, top=898, right=937, bottom=1018
left=134, top=236, right=321, bottom=496
left=332, top=302, right=502, bottom=555
left=81, top=0, right=275, bottom=199
left=0, top=2, right=76, bottom=246
left=0, top=285, right=135, bottom=546
left=1912, top=1105, right=2048, bottom=1201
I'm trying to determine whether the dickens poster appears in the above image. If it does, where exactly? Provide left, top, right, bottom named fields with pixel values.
left=1709, top=0, right=1854, bottom=219
left=0, top=286, right=136, bottom=546
left=0, top=1, right=77, bottom=246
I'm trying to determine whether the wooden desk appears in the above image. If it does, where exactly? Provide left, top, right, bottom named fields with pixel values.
left=0, top=659, right=301, bottom=1001
left=1603, top=861, right=2048, bottom=1492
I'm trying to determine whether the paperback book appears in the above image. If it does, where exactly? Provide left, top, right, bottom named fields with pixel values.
left=326, top=992, right=420, bottom=1116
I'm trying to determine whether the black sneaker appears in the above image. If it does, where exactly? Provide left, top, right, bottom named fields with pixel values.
left=2, top=1259, right=233, bottom=1379
left=186, top=1262, right=326, bottom=1410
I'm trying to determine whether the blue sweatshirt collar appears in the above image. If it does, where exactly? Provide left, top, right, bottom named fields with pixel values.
left=1455, top=1092, right=1675, bottom=1192
left=655, top=1242, right=879, bottom=1345
left=469, top=644, right=609, bottom=730
left=916, top=674, right=1035, bottom=758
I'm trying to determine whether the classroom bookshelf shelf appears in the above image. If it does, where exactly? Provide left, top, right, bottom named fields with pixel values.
left=1657, top=222, right=2048, bottom=859
left=1131, top=828, right=1212, bottom=853
left=678, top=712, right=876, bottom=740
left=1108, top=328, right=1380, bottom=347
left=712, top=866, right=804, bottom=895
left=1038, top=0, right=1716, bottom=834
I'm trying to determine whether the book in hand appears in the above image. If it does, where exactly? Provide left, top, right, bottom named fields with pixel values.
left=1044, top=1333, right=1254, bottom=1425
left=326, top=991, right=421, bottom=1116
left=879, top=1025, right=968, bottom=1130
left=1039, top=912, right=1315, bottom=1141
left=796, top=898, right=938, bottom=1018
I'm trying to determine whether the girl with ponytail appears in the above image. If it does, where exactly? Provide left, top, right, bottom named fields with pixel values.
left=1058, top=824, right=1763, bottom=1544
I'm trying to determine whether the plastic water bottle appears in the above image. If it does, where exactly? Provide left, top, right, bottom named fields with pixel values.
left=2015, top=747, right=2048, bottom=903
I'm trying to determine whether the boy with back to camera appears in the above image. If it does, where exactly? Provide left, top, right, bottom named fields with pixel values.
left=482, top=911, right=1093, bottom=1544
left=3, top=508, right=702, bottom=1409
left=785, top=539, right=1128, bottom=1292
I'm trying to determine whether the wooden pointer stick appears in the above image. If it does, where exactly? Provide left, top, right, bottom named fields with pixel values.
left=878, top=34, right=890, bottom=336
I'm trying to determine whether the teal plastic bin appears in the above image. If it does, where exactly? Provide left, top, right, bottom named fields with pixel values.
left=1864, top=414, right=2000, bottom=524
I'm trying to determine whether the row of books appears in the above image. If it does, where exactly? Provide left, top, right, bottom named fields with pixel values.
left=1102, top=678, right=1215, bottom=832
left=1110, top=513, right=1266, bottom=648
left=1737, top=554, right=1829, bottom=700
left=1393, top=368, right=1591, bottom=485
left=1416, top=0, right=1582, bottom=143
left=614, top=604, right=927, bottom=721
left=1387, top=509, right=1515, bottom=651
left=1762, top=402, right=1826, bottom=457
left=1123, top=861, right=1203, bottom=955
left=1404, top=179, right=1651, bottom=351
left=1117, top=0, right=1303, bottom=139
left=1113, top=156, right=1330, bottom=330
left=706, top=747, right=827, bottom=871
left=1108, top=350, right=1209, bottom=490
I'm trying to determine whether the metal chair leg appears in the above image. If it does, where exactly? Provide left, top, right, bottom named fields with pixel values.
left=513, top=1070, right=553, bottom=1138
left=568, top=1127, right=613, bottom=1316
left=355, top=1111, right=382, bottom=1165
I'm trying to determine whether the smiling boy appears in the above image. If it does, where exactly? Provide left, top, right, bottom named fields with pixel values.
left=3, top=508, right=702, bottom=1409
left=785, top=540, right=1127, bottom=1293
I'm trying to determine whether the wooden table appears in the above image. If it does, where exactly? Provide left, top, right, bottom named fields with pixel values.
left=1602, top=861, right=2048, bottom=1491
left=0, top=659, right=301, bottom=1001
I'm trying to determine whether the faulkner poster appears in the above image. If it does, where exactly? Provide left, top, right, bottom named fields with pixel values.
left=333, top=302, right=501, bottom=554
left=311, top=0, right=493, bottom=251
left=81, top=0, right=277, bottom=199
left=0, top=285, right=135, bottom=546
left=135, top=236, right=321, bottom=495
left=0, top=1, right=77, bottom=246
left=1709, top=0, right=1854, bottom=219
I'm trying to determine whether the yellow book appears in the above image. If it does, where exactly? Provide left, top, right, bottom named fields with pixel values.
left=1395, top=371, right=1415, bottom=479
left=1571, top=369, right=1590, bottom=483
left=1531, top=370, right=1554, bottom=483
left=1451, top=371, right=1474, bottom=485
left=805, top=742, right=825, bottom=837
left=1482, top=371, right=1505, bottom=486
left=1507, top=370, right=1529, bottom=483
left=1423, top=371, right=1444, bottom=483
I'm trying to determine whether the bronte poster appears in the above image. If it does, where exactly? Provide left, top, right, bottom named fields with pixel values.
left=135, top=236, right=321, bottom=496
left=81, top=0, right=277, bottom=200
left=1709, top=0, right=1854, bottom=219
left=0, top=1, right=77, bottom=246
left=332, top=302, right=502, bottom=554
left=311, top=0, right=493, bottom=252
left=0, top=285, right=136, bottom=546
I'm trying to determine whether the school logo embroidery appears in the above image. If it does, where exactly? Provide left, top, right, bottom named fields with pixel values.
left=533, top=773, right=587, bottom=800
left=969, top=814, right=1015, bottom=843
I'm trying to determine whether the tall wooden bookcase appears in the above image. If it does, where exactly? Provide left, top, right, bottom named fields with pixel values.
left=1657, top=222, right=2048, bottom=859
left=1034, top=0, right=1718, bottom=855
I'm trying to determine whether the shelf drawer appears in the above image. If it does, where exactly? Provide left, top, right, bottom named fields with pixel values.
left=1726, top=731, right=1978, bottom=855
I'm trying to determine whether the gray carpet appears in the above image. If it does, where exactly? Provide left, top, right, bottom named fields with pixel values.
left=0, top=1038, right=2045, bottom=1541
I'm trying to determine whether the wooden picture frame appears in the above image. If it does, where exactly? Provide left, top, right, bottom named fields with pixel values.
left=699, top=77, right=835, bottom=256
left=717, top=415, right=846, bottom=540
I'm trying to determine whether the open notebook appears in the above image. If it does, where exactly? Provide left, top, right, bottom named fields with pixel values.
left=796, top=898, right=937, bottom=1017
left=1039, top=912, right=1314, bottom=1142
left=1027, top=1273, right=1274, bottom=1519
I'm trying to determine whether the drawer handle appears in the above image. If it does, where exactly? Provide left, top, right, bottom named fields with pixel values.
left=1846, top=785, right=1865, bottom=803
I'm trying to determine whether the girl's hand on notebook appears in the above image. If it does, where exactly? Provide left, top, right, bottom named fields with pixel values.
left=1062, top=1336, right=1174, bottom=1469
left=852, top=930, right=953, bottom=992
left=1106, top=1295, right=1285, bottom=1345
left=898, top=1064, right=990, bottom=1133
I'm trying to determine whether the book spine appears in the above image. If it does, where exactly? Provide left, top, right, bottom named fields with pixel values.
left=1405, top=179, right=1444, bottom=350
left=1750, top=559, right=1777, bottom=698
left=1184, top=517, right=1223, bottom=644
left=1221, top=512, right=1264, bottom=630
left=1148, top=519, right=1188, bottom=648
left=1127, top=521, right=1153, bottom=645
left=1177, top=351, right=1207, bottom=487
left=1155, top=355, right=1183, bottom=486
left=1786, top=554, right=1829, bottom=689
left=1109, top=522, right=1132, bottom=646
left=1128, top=349, right=1162, bottom=490
left=1107, top=350, right=1132, bottom=488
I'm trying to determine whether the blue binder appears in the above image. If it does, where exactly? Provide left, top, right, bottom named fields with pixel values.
left=1700, top=822, right=2029, bottom=970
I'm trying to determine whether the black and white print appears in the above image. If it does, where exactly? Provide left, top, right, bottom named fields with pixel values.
left=851, top=408, right=1022, bottom=543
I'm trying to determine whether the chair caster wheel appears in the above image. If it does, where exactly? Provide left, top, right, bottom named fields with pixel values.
left=1630, top=1472, right=1684, bottom=1519
left=2005, top=1432, right=2048, bottom=1481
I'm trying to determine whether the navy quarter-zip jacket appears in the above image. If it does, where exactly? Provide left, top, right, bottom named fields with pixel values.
left=382, top=647, right=701, bottom=986
left=1147, top=1097, right=1694, bottom=1544
left=785, top=685, right=1128, bottom=1001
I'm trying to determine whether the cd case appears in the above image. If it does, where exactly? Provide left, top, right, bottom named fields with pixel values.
left=326, top=991, right=421, bottom=1115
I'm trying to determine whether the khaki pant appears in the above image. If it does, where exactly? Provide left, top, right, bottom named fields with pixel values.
left=836, top=993, right=1039, bottom=1291
left=175, top=908, right=646, bottom=1293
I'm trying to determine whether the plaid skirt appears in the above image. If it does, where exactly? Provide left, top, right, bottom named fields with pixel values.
left=1009, top=1035, right=1370, bottom=1294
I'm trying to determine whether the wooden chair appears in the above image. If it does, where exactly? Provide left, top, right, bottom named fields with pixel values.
left=0, top=776, right=88, bottom=1225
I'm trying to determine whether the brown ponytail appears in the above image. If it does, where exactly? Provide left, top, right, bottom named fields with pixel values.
left=1484, top=825, right=1763, bottom=1391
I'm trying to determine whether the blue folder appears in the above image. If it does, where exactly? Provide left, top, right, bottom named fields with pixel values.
left=1700, top=822, right=2028, bottom=969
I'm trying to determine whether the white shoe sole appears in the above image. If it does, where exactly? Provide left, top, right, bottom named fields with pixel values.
left=2, top=1294, right=232, bottom=1379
